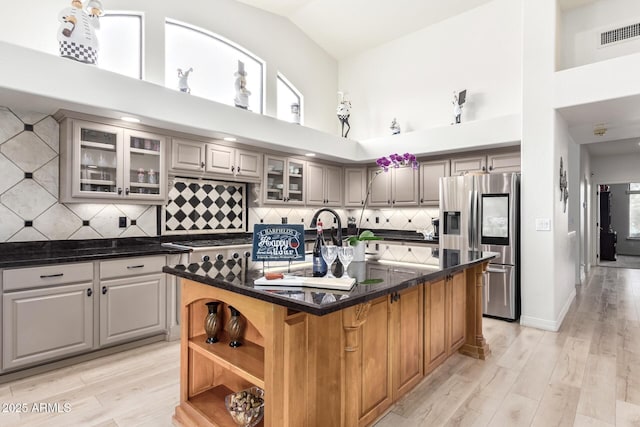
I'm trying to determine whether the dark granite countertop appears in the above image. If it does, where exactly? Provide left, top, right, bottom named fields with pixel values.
left=0, top=229, right=438, bottom=269
left=163, top=248, right=496, bottom=316
left=0, top=237, right=190, bottom=269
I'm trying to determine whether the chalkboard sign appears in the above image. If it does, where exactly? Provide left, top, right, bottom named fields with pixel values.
left=252, top=224, right=305, bottom=262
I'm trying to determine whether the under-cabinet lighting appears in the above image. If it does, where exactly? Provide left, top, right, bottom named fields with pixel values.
left=305, top=153, right=316, bottom=157
left=121, top=116, right=140, bottom=123
left=223, top=137, right=237, bottom=142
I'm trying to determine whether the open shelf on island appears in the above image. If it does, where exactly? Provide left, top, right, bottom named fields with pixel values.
left=189, top=334, right=265, bottom=389
left=188, top=385, right=264, bottom=427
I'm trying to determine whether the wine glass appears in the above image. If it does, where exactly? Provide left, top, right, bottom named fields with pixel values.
left=321, top=245, right=338, bottom=278
left=338, top=246, right=355, bottom=279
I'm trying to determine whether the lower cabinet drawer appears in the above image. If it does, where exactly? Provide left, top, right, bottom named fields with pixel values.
left=100, top=256, right=166, bottom=279
left=3, top=262, right=93, bottom=291
left=3, top=282, right=94, bottom=371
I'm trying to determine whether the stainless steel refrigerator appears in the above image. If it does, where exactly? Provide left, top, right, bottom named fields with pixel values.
left=439, top=173, right=520, bottom=321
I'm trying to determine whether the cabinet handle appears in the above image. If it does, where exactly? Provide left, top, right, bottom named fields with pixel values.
left=231, top=166, right=235, bottom=172
left=125, top=188, right=130, bottom=195
left=87, top=288, right=93, bottom=297
left=102, top=286, right=108, bottom=295
left=388, top=200, right=391, bottom=205
left=482, top=166, right=486, bottom=171
left=489, top=165, right=494, bottom=171
left=361, top=200, right=364, bottom=205
left=118, top=187, right=123, bottom=195
left=40, top=273, right=63, bottom=279
left=420, top=198, right=424, bottom=203
left=392, top=200, right=396, bottom=205
left=237, top=166, right=241, bottom=173
left=200, top=161, right=205, bottom=168
left=127, top=264, right=145, bottom=269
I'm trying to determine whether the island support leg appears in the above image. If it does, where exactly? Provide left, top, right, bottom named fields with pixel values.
left=342, top=302, right=371, bottom=427
left=459, top=262, right=490, bottom=359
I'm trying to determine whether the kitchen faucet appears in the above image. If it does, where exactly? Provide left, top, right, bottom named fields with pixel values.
left=310, top=208, right=343, bottom=246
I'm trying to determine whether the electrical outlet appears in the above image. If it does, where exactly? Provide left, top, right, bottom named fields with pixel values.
left=375, top=217, right=380, bottom=224
left=281, top=217, right=288, bottom=224
left=119, top=217, right=127, bottom=228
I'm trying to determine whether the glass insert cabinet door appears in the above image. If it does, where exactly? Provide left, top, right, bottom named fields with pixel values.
left=75, top=121, right=122, bottom=198
left=123, top=130, right=165, bottom=199
left=264, top=155, right=305, bottom=204
left=72, top=120, right=166, bottom=202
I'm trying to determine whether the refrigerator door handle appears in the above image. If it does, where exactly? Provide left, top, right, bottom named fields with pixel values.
left=486, top=267, right=508, bottom=274
left=468, top=189, right=476, bottom=250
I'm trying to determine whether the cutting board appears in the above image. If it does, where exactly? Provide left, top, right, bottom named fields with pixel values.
left=254, top=276, right=356, bottom=291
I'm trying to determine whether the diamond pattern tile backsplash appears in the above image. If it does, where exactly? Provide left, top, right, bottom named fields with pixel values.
left=0, top=107, right=157, bottom=242
left=0, top=106, right=439, bottom=242
left=164, top=178, right=245, bottom=234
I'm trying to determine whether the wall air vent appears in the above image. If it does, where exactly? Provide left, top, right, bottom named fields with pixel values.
left=600, top=22, right=640, bottom=47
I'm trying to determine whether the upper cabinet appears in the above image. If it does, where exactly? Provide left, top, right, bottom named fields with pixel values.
left=368, top=167, right=419, bottom=207
left=264, top=156, right=305, bottom=204
left=450, top=151, right=520, bottom=176
left=450, top=155, right=487, bottom=176
left=420, top=160, right=450, bottom=205
left=306, top=162, right=342, bottom=206
left=170, top=139, right=262, bottom=182
left=486, top=151, right=521, bottom=173
left=59, top=119, right=167, bottom=204
left=344, top=167, right=368, bottom=207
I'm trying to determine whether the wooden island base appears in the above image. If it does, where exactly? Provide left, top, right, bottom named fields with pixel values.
left=172, top=262, right=489, bottom=427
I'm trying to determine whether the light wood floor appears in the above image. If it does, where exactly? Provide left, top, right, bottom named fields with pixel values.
left=1, top=266, right=639, bottom=426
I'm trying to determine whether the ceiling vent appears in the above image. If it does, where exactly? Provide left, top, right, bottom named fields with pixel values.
left=600, top=22, right=640, bottom=47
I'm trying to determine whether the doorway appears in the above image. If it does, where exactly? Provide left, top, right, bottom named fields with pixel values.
left=597, top=183, right=640, bottom=269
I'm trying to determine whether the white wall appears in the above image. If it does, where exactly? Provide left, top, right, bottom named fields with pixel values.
left=0, top=0, right=338, bottom=134
left=580, top=146, right=593, bottom=277
left=521, top=0, right=576, bottom=332
left=591, top=152, right=640, bottom=184
left=568, top=137, right=582, bottom=284
left=560, top=0, right=640, bottom=70
left=337, top=0, right=523, bottom=141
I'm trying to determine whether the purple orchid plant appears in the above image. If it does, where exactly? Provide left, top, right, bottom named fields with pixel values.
left=349, top=152, right=419, bottom=245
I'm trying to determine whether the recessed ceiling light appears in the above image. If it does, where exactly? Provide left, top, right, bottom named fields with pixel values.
left=121, top=116, right=140, bottom=123
left=223, top=137, right=237, bottom=142
left=305, top=153, right=316, bottom=157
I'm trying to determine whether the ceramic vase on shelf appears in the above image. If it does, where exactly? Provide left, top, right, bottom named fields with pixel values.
left=204, top=302, right=222, bottom=344
left=227, top=306, right=244, bottom=348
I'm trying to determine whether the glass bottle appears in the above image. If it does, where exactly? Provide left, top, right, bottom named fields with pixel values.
left=313, top=220, right=328, bottom=277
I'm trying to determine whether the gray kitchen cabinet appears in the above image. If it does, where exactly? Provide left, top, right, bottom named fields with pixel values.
left=171, top=139, right=262, bottom=181
left=171, top=138, right=207, bottom=172
left=2, top=263, right=94, bottom=371
left=264, top=155, right=305, bottom=204
left=59, top=117, right=167, bottom=203
left=420, top=160, right=450, bottom=205
left=205, top=143, right=263, bottom=179
left=450, top=155, right=487, bottom=176
left=99, top=256, right=167, bottom=347
left=305, top=162, right=342, bottom=206
left=344, top=167, right=367, bottom=207
left=486, top=151, right=521, bottom=173
left=368, top=167, right=419, bottom=207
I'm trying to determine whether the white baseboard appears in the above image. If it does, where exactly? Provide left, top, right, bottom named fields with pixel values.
left=520, top=288, right=576, bottom=332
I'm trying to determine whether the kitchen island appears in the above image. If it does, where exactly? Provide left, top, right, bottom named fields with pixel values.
left=164, top=248, right=496, bottom=427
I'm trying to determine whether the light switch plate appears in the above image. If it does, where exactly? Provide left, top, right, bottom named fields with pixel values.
left=535, top=218, right=551, bottom=231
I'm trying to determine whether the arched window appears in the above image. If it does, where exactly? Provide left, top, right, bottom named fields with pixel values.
left=277, top=74, right=303, bottom=125
left=98, top=13, right=143, bottom=79
left=165, top=20, right=264, bottom=113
